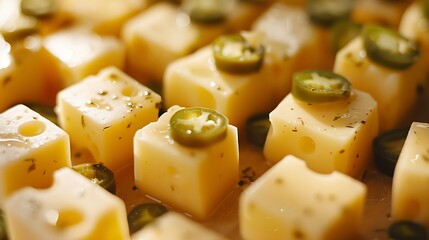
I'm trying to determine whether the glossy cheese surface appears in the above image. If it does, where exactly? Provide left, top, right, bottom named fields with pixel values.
left=240, top=155, right=366, bottom=240
left=0, top=104, right=71, bottom=207
left=56, top=66, right=161, bottom=171
left=391, top=122, right=429, bottom=227
left=133, top=105, right=239, bottom=220
left=4, top=167, right=130, bottom=240
left=263, top=90, right=378, bottom=179
left=334, top=36, right=423, bottom=133
left=131, top=212, right=228, bottom=240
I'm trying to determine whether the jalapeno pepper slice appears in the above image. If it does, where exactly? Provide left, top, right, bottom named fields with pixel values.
left=21, top=0, right=57, bottom=18
left=363, top=24, right=420, bottom=70
left=127, top=203, right=168, bottom=234
left=388, top=220, right=427, bottom=240
left=182, top=0, right=230, bottom=24
left=373, top=128, right=408, bottom=177
left=170, top=107, right=228, bottom=147
left=212, top=34, right=265, bottom=74
left=72, top=163, right=116, bottom=194
left=306, top=0, right=355, bottom=26
left=331, top=20, right=362, bottom=53
left=292, top=70, right=352, bottom=103
left=246, top=113, right=270, bottom=149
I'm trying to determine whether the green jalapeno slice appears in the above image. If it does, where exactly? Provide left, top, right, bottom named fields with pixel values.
left=170, top=107, right=228, bottom=147
left=127, top=203, right=168, bottom=234
left=331, top=20, right=362, bottom=53
left=373, top=128, right=408, bottom=177
left=292, top=70, right=352, bottom=103
left=0, top=210, right=7, bottom=240
left=388, top=220, right=427, bottom=240
left=72, top=163, right=116, bottom=194
left=306, top=0, right=355, bottom=26
left=21, top=0, right=57, bottom=18
left=212, top=34, right=265, bottom=74
left=363, top=24, right=420, bottom=70
left=246, top=113, right=270, bottom=149
left=182, top=0, right=230, bottom=24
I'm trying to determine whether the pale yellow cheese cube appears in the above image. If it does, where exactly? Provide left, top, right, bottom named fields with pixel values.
left=399, top=2, right=429, bottom=90
left=56, top=67, right=161, bottom=171
left=391, top=122, right=429, bottom=228
left=133, top=105, right=239, bottom=220
left=0, top=104, right=71, bottom=208
left=263, top=90, right=378, bottom=179
left=252, top=3, right=334, bottom=75
left=333, top=36, right=424, bottom=133
left=121, top=2, right=226, bottom=83
left=239, top=155, right=367, bottom=240
left=43, top=27, right=125, bottom=87
left=131, top=212, right=229, bottom=240
left=59, top=0, right=147, bottom=36
left=4, top=167, right=130, bottom=240
left=163, top=46, right=280, bottom=130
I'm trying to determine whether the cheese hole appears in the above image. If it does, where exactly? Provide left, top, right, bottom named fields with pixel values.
left=46, top=209, right=83, bottom=228
left=299, top=136, right=315, bottom=154
left=121, top=86, right=137, bottom=97
left=18, top=120, right=46, bottom=137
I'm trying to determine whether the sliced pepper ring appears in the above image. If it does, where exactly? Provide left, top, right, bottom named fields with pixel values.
left=306, top=0, right=355, bottom=27
left=363, top=24, right=420, bottom=70
left=72, top=163, right=116, bottom=194
left=388, top=220, right=427, bottom=240
left=170, top=107, right=228, bottom=147
left=127, top=203, right=168, bottom=234
left=292, top=70, right=352, bottom=103
left=182, top=0, right=228, bottom=24
left=212, top=34, right=265, bottom=74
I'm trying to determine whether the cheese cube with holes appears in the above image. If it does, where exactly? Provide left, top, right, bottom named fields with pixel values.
left=391, top=122, right=429, bottom=228
left=334, top=36, right=424, bottom=133
left=0, top=104, right=71, bottom=208
left=59, top=0, right=147, bottom=36
left=4, top=167, right=129, bottom=240
left=43, top=27, right=125, bottom=87
left=163, top=45, right=279, bottom=130
left=131, top=212, right=228, bottom=240
left=56, top=67, right=161, bottom=171
left=263, top=90, right=378, bottom=179
left=133, top=105, right=239, bottom=220
left=399, top=2, right=429, bottom=89
left=239, top=155, right=366, bottom=240
left=121, top=1, right=268, bottom=84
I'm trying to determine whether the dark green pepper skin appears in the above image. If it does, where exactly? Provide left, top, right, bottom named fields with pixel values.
left=72, top=163, right=117, bottom=195
left=388, top=220, right=427, bottom=240
left=127, top=203, right=168, bottom=234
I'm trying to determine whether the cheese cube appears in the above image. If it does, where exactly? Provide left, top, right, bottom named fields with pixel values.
left=56, top=67, right=161, bottom=171
left=131, top=212, right=228, bottom=240
left=4, top=167, right=130, bottom=240
left=43, top=27, right=125, bottom=87
left=59, top=0, right=147, bottom=36
left=333, top=36, right=424, bottom=133
left=0, top=104, right=71, bottom=208
left=133, top=105, right=239, bottom=220
left=391, top=122, right=429, bottom=227
left=0, top=35, right=17, bottom=111
left=263, top=90, right=378, bottom=179
left=239, top=155, right=367, bottom=240
left=399, top=2, right=429, bottom=90
left=163, top=46, right=280, bottom=130
left=252, top=3, right=334, bottom=76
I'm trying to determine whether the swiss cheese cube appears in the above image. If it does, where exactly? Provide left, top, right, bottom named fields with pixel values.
left=4, top=167, right=130, bottom=240
left=399, top=2, right=429, bottom=90
left=0, top=104, right=71, bottom=208
left=239, top=155, right=367, bottom=240
left=333, top=36, right=424, bottom=133
left=252, top=3, right=334, bottom=76
left=43, top=27, right=125, bottom=87
left=56, top=67, right=161, bottom=171
left=131, top=212, right=228, bottom=240
left=391, top=122, right=429, bottom=228
left=263, top=90, right=378, bottom=179
left=59, top=0, right=147, bottom=36
left=163, top=45, right=280, bottom=130
left=133, top=105, right=239, bottom=220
